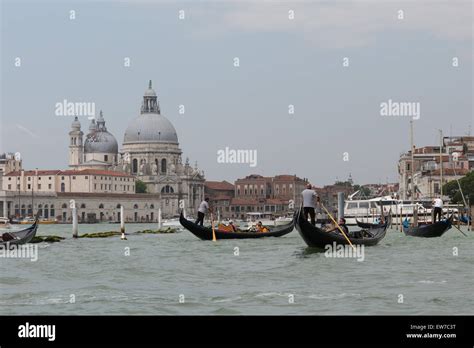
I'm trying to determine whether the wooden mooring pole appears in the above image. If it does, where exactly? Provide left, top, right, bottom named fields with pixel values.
left=120, top=205, right=127, bottom=240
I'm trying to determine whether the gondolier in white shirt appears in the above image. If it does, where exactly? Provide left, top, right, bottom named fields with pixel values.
left=432, top=197, right=443, bottom=223
left=195, top=197, right=212, bottom=226
left=301, top=184, right=319, bottom=226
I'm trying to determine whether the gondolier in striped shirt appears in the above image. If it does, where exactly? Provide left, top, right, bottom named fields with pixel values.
left=195, top=197, right=212, bottom=226
left=301, top=184, right=319, bottom=226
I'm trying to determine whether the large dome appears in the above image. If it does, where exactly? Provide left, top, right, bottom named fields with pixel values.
left=123, top=114, right=178, bottom=144
left=84, top=131, right=118, bottom=153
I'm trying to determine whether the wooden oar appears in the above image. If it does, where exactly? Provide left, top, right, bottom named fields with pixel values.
left=320, top=203, right=356, bottom=250
left=210, top=213, right=217, bottom=242
left=451, top=222, right=467, bottom=237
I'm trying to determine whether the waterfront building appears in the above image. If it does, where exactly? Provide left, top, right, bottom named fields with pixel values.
left=204, top=181, right=234, bottom=219
left=398, top=136, right=473, bottom=200
left=210, top=174, right=309, bottom=220
left=0, top=81, right=205, bottom=220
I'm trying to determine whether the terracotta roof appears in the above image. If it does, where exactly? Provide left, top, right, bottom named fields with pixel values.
left=265, top=198, right=288, bottom=204
left=5, top=170, right=61, bottom=176
left=205, top=180, right=234, bottom=190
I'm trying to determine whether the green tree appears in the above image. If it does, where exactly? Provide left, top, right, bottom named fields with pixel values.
left=443, top=171, right=474, bottom=205
left=135, top=180, right=147, bottom=193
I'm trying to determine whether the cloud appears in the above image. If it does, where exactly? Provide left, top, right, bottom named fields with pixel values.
left=190, top=1, right=472, bottom=50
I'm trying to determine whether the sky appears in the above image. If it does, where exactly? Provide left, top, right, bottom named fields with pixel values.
left=1, top=0, right=472, bottom=186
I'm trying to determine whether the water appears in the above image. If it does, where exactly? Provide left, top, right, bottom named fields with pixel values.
left=1, top=223, right=473, bottom=315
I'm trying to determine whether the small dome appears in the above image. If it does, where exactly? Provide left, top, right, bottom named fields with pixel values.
left=123, top=114, right=178, bottom=144
left=71, top=116, right=81, bottom=130
left=84, top=131, right=118, bottom=154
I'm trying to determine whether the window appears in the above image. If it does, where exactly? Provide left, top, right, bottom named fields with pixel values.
left=80, top=203, right=86, bottom=209
left=359, top=202, right=369, bottom=209
left=38, top=184, right=41, bottom=189
left=133, top=204, right=139, bottom=209
left=72, top=176, right=76, bottom=180
left=104, top=155, right=108, bottom=162
left=62, top=176, right=65, bottom=180
left=161, top=159, right=167, bottom=173
left=85, top=176, right=88, bottom=179
left=27, top=184, right=31, bottom=189
left=49, top=177, right=52, bottom=180
left=161, top=185, right=174, bottom=193
left=48, top=184, right=52, bottom=189
left=28, top=177, right=31, bottom=181
left=99, top=204, right=104, bottom=209
left=38, top=177, right=41, bottom=180
left=8, top=184, right=11, bottom=190
left=347, top=203, right=358, bottom=209
left=132, top=159, right=138, bottom=173
left=62, top=203, right=68, bottom=209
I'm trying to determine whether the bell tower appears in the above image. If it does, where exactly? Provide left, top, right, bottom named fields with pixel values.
left=69, top=116, right=83, bottom=167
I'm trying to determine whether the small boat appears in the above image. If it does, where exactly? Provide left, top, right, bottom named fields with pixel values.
left=355, top=215, right=391, bottom=229
left=294, top=208, right=387, bottom=249
left=403, top=215, right=453, bottom=238
left=0, top=218, right=38, bottom=246
left=179, top=211, right=294, bottom=240
left=0, top=217, right=11, bottom=230
left=20, top=217, right=57, bottom=225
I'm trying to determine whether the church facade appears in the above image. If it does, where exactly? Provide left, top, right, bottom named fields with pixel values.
left=0, top=81, right=205, bottom=220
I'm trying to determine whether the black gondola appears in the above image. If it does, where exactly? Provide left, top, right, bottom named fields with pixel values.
left=179, top=211, right=294, bottom=240
left=294, top=208, right=387, bottom=249
left=0, top=218, right=38, bottom=246
left=356, top=215, right=391, bottom=229
left=402, top=215, right=453, bottom=238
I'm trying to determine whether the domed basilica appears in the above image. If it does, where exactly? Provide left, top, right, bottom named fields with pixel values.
left=68, top=81, right=205, bottom=216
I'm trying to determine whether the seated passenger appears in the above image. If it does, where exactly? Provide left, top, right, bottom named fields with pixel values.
left=255, top=221, right=269, bottom=233
left=338, top=218, right=350, bottom=236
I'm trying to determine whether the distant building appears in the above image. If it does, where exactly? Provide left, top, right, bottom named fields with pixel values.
left=204, top=181, right=234, bottom=219
left=314, top=184, right=354, bottom=212
left=226, top=174, right=308, bottom=220
left=1, top=81, right=204, bottom=220
left=398, top=136, right=473, bottom=200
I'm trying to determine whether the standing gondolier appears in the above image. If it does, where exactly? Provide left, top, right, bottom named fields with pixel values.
left=301, top=184, right=319, bottom=226
left=432, top=196, right=443, bottom=223
left=195, top=197, right=212, bottom=226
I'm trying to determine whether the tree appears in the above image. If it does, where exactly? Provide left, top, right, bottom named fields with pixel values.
left=135, top=180, right=147, bottom=193
left=443, top=171, right=474, bottom=205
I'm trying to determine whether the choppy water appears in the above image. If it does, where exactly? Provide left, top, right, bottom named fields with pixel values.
left=1, top=223, right=473, bottom=315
